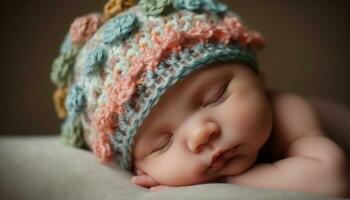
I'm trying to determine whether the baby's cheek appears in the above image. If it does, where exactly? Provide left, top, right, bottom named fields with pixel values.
left=232, top=97, right=272, bottom=144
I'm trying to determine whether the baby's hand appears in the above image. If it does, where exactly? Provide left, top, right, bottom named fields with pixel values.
left=131, top=169, right=171, bottom=191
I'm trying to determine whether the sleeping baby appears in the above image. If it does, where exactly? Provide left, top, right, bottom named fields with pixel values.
left=50, top=0, right=350, bottom=197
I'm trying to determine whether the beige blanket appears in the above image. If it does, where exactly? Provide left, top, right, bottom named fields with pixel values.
left=0, top=136, right=345, bottom=200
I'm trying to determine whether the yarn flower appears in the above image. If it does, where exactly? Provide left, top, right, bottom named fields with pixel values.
left=173, top=0, right=202, bottom=11
left=139, top=0, right=172, bottom=16
left=103, top=13, right=138, bottom=44
left=104, top=0, right=136, bottom=20
left=50, top=47, right=78, bottom=87
left=202, top=0, right=227, bottom=14
left=85, top=47, right=107, bottom=76
left=61, top=116, right=85, bottom=148
left=65, top=85, right=87, bottom=117
left=53, top=87, right=69, bottom=119
left=69, top=13, right=102, bottom=45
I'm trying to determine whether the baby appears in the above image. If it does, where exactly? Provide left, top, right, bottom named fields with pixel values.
left=50, top=0, right=349, bottom=197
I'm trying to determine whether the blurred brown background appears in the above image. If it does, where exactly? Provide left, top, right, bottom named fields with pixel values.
left=0, top=0, right=349, bottom=135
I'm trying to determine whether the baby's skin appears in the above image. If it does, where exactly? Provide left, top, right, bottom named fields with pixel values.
left=129, top=63, right=350, bottom=197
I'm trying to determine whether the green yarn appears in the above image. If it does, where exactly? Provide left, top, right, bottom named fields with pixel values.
left=61, top=116, right=86, bottom=148
left=103, top=13, right=139, bottom=44
left=173, top=0, right=202, bottom=11
left=65, top=85, right=87, bottom=117
left=139, top=0, right=173, bottom=16
left=50, top=47, right=78, bottom=87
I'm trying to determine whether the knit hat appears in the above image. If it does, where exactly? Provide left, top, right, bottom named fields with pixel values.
left=50, top=0, right=265, bottom=170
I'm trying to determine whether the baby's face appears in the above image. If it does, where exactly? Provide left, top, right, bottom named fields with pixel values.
left=132, top=63, right=273, bottom=186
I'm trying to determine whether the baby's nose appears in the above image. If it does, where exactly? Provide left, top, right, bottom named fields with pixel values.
left=187, top=121, right=220, bottom=152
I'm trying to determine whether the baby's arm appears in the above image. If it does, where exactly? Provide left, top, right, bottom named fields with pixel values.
left=226, top=136, right=349, bottom=197
left=226, top=93, right=350, bottom=197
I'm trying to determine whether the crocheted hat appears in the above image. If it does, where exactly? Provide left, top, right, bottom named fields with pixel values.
left=50, top=0, right=265, bottom=170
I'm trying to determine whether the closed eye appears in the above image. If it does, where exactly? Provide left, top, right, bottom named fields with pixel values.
left=204, top=81, right=230, bottom=107
left=152, top=133, right=174, bottom=154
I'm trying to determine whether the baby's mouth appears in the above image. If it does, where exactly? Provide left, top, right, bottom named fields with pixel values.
left=208, top=146, right=238, bottom=171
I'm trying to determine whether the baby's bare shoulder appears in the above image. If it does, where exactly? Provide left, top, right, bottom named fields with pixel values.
left=266, top=90, right=348, bottom=162
left=265, top=90, right=324, bottom=160
left=268, top=90, right=323, bottom=137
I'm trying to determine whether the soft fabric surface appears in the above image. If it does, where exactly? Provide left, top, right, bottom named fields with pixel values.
left=0, top=136, right=344, bottom=200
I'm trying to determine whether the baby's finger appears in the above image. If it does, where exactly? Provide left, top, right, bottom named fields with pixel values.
left=136, top=169, right=146, bottom=175
left=131, top=175, right=159, bottom=188
left=150, top=185, right=170, bottom=192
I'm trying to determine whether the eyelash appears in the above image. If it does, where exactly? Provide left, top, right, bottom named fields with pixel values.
left=206, top=81, right=229, bottom=106
left=153, top=134, right=174, bottom=153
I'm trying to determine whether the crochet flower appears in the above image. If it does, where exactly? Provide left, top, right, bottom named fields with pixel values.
left=50, top=47, right=78, bottom=87
left=173, top=0, right=202, bottom=11
left=53, top=87, right=69, bottom=119
left=85, top=47, right=107, bottom=76
left=202, top=0, right=227, bottom=14
left=103, top=13, right=138, bottom=44
left=65, top=85, right=87, bottom=117
left=104, top=0, right=136, bottom=19
left=61, top=117, right=85, bottom=148
left=139, top=0, right=172, bottom=16
left=69, top=13, right=102, bottom=45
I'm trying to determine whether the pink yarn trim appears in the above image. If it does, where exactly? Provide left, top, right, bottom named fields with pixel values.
left=92, top=132, right=114, bottom=163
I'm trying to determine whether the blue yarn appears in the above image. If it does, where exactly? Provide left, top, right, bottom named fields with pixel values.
left=202, top=0, right=227, bottom=14
left=61, top=116, right=85, bottom=148
left=60, top=33, right=73, bottom=54
left=50, top=47, right=78, bottom=87
left=65, top=85, right=86, bottom=117
left=103, top=13, right=139, bottom=44
left=85, top=47, right=107, bottom=76
left=173, top=0, right=202, bottom=11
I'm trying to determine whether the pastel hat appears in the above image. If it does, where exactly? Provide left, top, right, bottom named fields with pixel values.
left=50, top=0, right=265, bottom=170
